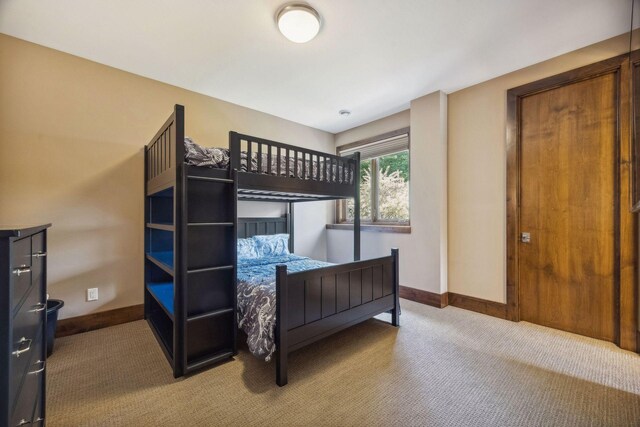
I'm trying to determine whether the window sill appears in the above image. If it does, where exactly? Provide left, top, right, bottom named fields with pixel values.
left=326, top=223, right=411, bottom=234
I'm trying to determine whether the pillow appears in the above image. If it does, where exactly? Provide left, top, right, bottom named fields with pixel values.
left=253, top=234, right=290, bottom=257
left=184, top=137, right=230, bottom=168
left=237, top=237, right=260, bottom=260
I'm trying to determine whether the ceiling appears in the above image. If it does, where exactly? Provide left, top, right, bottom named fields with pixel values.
left=0, top=0, right=633, bottom=133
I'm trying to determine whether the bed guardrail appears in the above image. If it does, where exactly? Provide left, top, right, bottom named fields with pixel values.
left=274, top=248, right=400, bottom=386
left=229, top=131, right=357, bottom=185
left=146, top=105, right=184, bottom=195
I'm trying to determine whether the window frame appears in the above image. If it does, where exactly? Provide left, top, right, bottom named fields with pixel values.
left=336, top=127, right=411, bottom=226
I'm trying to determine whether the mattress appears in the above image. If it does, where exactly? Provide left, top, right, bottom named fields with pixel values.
left=237, top=254, right=332, bottom=361
left=184, top=137, right=354, bottom=184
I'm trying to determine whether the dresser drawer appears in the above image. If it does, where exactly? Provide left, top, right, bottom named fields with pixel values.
left=13, top=280, right=45, bottom=352
left=11, top=237, right=32, bottom=269
left=10, top=330, right=44, bottom=417
left=10, top=325, right=44, bottom=427
left=11, top=347, right=43, bottom=427
left=30, top=232, right=45, bottom=289
left=11, top=237, right=32, bottom=310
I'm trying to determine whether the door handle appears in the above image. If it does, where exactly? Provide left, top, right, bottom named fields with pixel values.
left=32, top=252, right=47, bottom=258
left=520, top=232, right=531, bottom=243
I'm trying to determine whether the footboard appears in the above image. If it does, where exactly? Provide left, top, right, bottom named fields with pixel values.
left=274, top=249, right=400, bottom=386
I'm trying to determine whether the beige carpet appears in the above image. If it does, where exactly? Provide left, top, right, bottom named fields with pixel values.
left=46, top=299, right=640, bottom=426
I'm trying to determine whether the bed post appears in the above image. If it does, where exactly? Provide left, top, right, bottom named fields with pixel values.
left=275, top=264, right=288, bottom=386
left=174, top=104, right=187, bottom=377
left=288, top=203, right=295, bottom=253
left=353, top=152, right=361, bottom=261
left=144, top=147, right=150, bottom=321
left=391, top=248, right=400, bottom=327
left=232, top=168, right=239, bottom=356
left=229, top=131, right=241, bottom=174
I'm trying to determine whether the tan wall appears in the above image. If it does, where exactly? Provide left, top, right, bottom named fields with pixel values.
left=329, top=92, right=449, bottom=295
left=0, top=34, right=334, bottom=319
left=448, top=31, right=639, bottom=303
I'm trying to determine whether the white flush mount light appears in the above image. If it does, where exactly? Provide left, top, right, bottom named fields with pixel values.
left=339, top=110, right=351, bottom=116
left=276, top=3, right=321, bottom=43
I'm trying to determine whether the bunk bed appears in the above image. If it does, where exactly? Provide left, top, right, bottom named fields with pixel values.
left=144, top=104, right=400, bottom=386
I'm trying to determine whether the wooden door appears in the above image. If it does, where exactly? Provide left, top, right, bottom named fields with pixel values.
left=517, top=73, right=617, bottom=342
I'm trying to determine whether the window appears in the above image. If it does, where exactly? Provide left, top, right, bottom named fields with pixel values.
left=337, top=128, right=410, bottom=225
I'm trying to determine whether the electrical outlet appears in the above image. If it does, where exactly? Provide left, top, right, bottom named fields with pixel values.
left=87, top=288, right=99, bottom=302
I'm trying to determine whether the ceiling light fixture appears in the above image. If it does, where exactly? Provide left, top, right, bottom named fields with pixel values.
left=276, top=3, right=321, bottom=43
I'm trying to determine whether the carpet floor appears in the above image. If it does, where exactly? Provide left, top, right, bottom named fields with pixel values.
left=46, top=299, right=640, bottom=426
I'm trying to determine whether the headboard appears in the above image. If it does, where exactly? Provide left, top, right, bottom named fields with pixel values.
left=238, top=215, right=293, bottom=252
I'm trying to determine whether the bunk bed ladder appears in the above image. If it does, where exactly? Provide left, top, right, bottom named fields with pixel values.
left=182, top=145, right=237, bottom=375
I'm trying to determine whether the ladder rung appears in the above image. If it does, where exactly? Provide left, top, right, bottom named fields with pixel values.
left=187, top=222, right=234, bottom=227
left=186, top=351, right=234, bottom=372
left=187, top=307, right=234, bottom=323
left=187, top=175, right=234, bottom=183
left=187, top=265, right=234, bottom=274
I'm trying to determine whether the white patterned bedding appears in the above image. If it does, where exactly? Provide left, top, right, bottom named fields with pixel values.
left=237, top=254, right=332, bottom=361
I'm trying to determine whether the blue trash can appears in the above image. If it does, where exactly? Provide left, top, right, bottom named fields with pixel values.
left=46, top=299, right=64, bottom=357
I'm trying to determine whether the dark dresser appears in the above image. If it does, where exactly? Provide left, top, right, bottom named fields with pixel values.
left=0, top=225, right=51, bottom=427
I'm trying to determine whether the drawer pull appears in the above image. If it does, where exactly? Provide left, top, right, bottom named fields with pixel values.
left=32, top=252, right=47, bottom=258
left=13, top=266, right=31, bottom=277
left=12, top=337, right=32, bottom=358
left=29, top=302, right=46, bottom=313
left=28, top=360, right=46, bottom=374
left=16, top=419, right=31, bottom=426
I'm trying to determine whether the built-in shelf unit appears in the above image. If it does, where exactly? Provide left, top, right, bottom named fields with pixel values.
left=144, top=106, right=237, bottom=377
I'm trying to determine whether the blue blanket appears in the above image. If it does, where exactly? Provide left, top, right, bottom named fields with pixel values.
left=237, top=254, right=332, bottom=361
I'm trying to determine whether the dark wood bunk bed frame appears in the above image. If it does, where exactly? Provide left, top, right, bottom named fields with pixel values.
left=144, top=104, right=400, bottom=386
